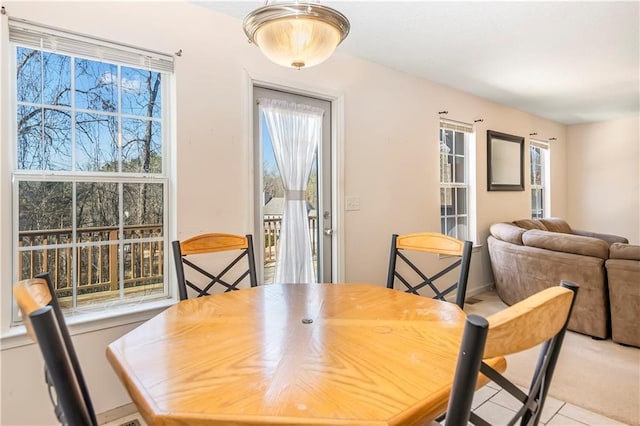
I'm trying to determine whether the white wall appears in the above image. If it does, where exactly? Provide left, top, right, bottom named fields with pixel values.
left=567, top=116, right=640, bottom=244
left=0, top=1, right=569, bottom=424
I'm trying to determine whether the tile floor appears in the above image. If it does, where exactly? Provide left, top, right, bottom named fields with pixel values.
left=466, top=381, right=624, bottom=426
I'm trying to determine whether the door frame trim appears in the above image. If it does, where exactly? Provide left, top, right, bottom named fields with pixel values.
left=243, top=70, right=345, bottom=283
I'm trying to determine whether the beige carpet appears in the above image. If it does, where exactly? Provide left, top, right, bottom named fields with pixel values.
left=466, top=291, right=640, bottom=426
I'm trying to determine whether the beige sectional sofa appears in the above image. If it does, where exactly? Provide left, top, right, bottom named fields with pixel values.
left=488, top=218, right=630, bottom=340
left=607, top=243, right=640, bottom=346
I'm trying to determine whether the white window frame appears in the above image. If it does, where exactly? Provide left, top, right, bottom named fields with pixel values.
left=530, top=139, right=550, bottom=219
left=439, top=119, right=476, bottom=243
left=3, top=18, right=176, bottom=333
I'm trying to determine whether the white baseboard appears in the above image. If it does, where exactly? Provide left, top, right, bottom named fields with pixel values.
left=97, top=403, right=138, bottom=425
left=467, top=282, right=494, bottom=298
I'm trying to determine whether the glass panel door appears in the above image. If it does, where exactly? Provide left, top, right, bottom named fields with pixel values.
left=253, top=86, right=332, bottom=283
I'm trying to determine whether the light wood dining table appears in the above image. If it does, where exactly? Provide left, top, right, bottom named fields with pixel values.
left=106, top=283, right=506, bottom=426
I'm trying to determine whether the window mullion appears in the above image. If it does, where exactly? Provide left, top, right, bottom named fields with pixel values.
left=118, top=182, right=124, bottom=301
left=72, top=181, right=78, bottom=309
left=71, top=54, right=76, bottom=172
left=117, top=65, right=124, bottom=301
left=70, top=57, right=77, bottom=309
left=118, top=64, right=122, bottom=173
left=39, top=48, right=44, bottom=170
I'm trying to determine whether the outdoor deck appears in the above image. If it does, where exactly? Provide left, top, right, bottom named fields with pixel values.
left=18, top=215, right=317, bottom=304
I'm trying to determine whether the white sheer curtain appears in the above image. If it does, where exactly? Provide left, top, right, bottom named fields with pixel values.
left=260, top=98, right=323, bottom=284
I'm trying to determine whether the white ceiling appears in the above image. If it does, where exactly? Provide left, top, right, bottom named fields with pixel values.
left=200, top=1, right=639, bottom=125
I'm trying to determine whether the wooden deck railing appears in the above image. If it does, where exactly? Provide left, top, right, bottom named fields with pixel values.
left=263, top=215, right=317, bottom=263
left=18, top=224, right=164, bottom=299
left=18, top=215, right=318, bottom=298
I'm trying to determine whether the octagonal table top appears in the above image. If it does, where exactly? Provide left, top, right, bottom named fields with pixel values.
left=106, top=283, right=505, bottom=426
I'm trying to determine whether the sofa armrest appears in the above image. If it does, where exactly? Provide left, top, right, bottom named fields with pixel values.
left=573, top=229, right=629, bottom=245
left=609, top=242, right=640, bottom=261
left=522, top=229, right=610, bottom=259
left=489, top=223, right=525, bottom=245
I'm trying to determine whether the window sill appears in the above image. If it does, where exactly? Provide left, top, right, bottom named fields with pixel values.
left=1, top=297, right=177, bottom=350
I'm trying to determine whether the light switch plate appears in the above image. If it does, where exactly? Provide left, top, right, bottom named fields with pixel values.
left=345, top=196, right=361, bottom=211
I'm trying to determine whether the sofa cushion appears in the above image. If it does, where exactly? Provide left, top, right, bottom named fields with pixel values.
left=573, top=230, right=629, bottom=245
left=539, top=217, right=573, bottom=234
left=522, top=229, right=610, bottom=259
left=512, top=219, right=546, bottom=230
left=610, top=242, right=640, bottom=261
left=490, top=223, right=525, bottom=245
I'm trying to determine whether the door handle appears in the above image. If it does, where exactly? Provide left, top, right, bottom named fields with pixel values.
left=324, top=229, right=334, bottom=236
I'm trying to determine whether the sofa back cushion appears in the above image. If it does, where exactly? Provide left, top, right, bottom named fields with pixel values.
left=490, top=223, right=525, bottom=245
left=512, top=219, right=547, bottom=230
left=523, top=229, right=609, bottom=259
left=539, top=217, right=573, bottom=234
left=609, top=242, right=640, bottom=261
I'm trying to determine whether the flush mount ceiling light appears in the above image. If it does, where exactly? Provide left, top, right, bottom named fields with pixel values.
left=243, top=1, right=350, bottom=69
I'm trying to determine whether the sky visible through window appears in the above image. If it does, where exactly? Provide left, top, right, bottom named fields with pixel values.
left=262, top=114, right=276, bottom=171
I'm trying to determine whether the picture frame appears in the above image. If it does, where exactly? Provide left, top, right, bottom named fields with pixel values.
left=487, top=130, right=524, bottom=191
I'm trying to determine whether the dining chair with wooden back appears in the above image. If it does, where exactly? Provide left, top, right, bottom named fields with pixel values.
left=172, top=233, right=258, bottom=300
left=13, top=272, right=97, bottom=426
left=443, top=280, right=579, bottom=426
left=386, top=232, right=473, bottom=308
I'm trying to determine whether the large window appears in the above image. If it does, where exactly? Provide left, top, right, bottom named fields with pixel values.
left=439, top=120, right=475, bottom=242
left=530, top=140, right=550, bottom=219
left=9, top=20, right=174, bottom=321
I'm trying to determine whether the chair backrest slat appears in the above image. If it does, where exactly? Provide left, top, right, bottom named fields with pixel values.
left=484, top=286, right=575, bottom=358
left=180, top=233, right=249, bottom=255
left=396, top=232, right=466, bottom=256
left=172, top=233, right=258, bottom=300
left=13, top=278, right=52, bottom=316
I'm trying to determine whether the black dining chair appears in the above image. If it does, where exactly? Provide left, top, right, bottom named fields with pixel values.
left=172, top=233, right=258, bottom=300
left=443, top=281, right=579, bottom=426
left=386, top=232, right=473, bottom=308
left=13, top=272, right=97, bottom=426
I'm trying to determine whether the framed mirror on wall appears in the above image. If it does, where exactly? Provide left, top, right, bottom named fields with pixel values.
left=487, top=130, right=525, bottom=191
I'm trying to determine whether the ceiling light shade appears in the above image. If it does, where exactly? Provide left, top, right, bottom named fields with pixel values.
left=243, top=2, right=350, bottom=69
